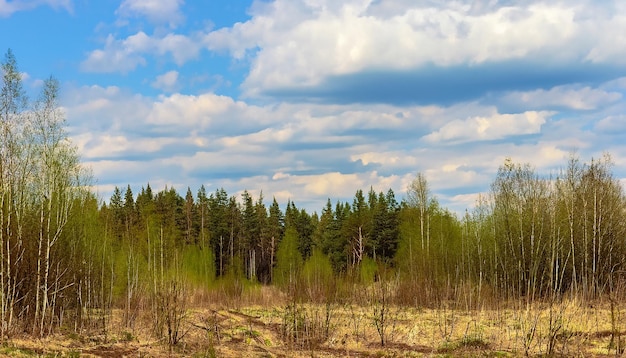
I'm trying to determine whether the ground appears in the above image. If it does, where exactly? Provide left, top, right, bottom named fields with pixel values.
left=0, top=290, right=624, bottom=357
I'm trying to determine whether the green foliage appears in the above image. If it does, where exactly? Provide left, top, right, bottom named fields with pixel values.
left=302, top=249, right=334, bottom=284
left=110, top=244, right=148, bottom=304
left=317, top=200, right=347, bottom=273
left=216, top=255, right=256, bottom=301
left=395, top=206, right=420, bottom=280
left=359, top=256, right=378, bottom=284
left=301, top=249, right=335, bottom=301
left=181, top=245, right=215, bottom=289
left=273, top=227, right=303, bottom=289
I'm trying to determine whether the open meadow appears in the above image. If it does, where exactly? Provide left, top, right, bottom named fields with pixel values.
left=1, top=286, right=624, bottom=357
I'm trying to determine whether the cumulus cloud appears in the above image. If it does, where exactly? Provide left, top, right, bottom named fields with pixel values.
left=81, top=32, right=200, bottom=73
left=63, top=84, right=152, bottom=134
left=63, top=76, right=624, bottom=215
left=501, top=85, right=622, bottom=110
left=1, top=0, right=616, bottom=217
left=297, top=172, right=364, bottom=197
left=116, top=0, right=184, bottom=28
left=147, top=93, right=236, bottom=126
left=261, top=170, right=406, bottom=206
left=85, top=159, right=182, bottom=189
left=202, top=170, right=406, bottom=212
left=351, top=151, right=418, bottom=168
left=0, top=0, right=72, bottom=17
left=81, top=34, right=148, bottom=73
left=151, top=70, right=179, bottom=92
left=74, top=133, right=180, bottom=159
left=143, top=92, right=289, bottom=139
left=423, top=110, right=552, bottom=143
left=595, top=115, right=626, bottom=134
left=81, top=0, right=626, bottom=105
left=202, top=0, right=626, bottom=98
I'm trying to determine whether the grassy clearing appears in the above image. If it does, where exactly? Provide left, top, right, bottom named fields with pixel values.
left=0, top=288, right=623, bottom=357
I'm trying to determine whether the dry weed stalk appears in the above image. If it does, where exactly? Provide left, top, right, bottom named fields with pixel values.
left=154, top=280, right=189, bottom=347
left=371, top=269, right=401, bottom=347
left=436, top=301, right=458, bottom=343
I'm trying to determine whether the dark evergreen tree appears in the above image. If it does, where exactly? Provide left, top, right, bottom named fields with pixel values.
left=184, top=187, right=196, bottom=245
left=265, top=197, right=284, bottom=283
left=196, top=185, right=209, bottom=249
left=109, top=186, right=124, bottom=240
left=123, top=185, right=136, bottom=240
left=208, top=188, right=230, bottom=276
left=346, top=189, right=370, bottom=266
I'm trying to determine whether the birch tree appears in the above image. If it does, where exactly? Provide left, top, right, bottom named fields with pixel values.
left=0, top=49, right=31, bottom=336
left=32, top=76, right=82, bottom=335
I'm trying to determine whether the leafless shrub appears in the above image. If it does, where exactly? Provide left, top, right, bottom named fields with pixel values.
left=607, top=275, right=626, bottom=355
left=280, top=301, right=334, bottom=350
left=154, top=280, right=189, bottom=347
left=436, top=301, right=458, bottom=343
left=371, top=266, right=401, bottom=347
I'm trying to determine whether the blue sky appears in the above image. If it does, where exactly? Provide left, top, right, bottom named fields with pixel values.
left=2, top=0, right=626, bottom=214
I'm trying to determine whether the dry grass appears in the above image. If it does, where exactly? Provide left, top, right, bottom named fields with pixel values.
left=0, top=288, right=624, bottom=357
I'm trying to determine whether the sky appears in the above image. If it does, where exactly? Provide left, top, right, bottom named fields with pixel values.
left=2, top=0, right=626, bottom=215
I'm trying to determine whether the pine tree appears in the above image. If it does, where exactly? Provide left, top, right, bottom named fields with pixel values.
left=196, top=185, right=209, bottom=249
left=184, top=187, right=196, bottom=245
left=266, top=197, right=284, bottom=283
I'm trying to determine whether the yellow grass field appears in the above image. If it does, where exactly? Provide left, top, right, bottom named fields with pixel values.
left=1, top=288, right=624, bottom=357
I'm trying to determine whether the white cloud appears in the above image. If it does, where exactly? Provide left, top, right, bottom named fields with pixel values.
left=582, top=2, right=626, bottom=64
left=596, top=115, right=626, bottom=133
left=145, top=92, right=269, bottom=133
left=85, top=159, right=184, bottom=194
left=116, top=0, right=184, bottom=28
left=224, top=171, right=407, bottom=209
left=81, top=32, right=200, bottom=73
left=74, top=133, right=179, bottom=159
left=297, top=172, right=364, bottom=197
left=423, top=165, right=484, bottom=192
left=81, top=33, right=149, bottom=73
left=10, top=0, right=616, bottom=217
left=351, top=151, right=418, bottom=168
left=424, top=110, right=552, bottom=143
left=151, top=70, right=179, bottom=92
left=63, top=84, right=152, bottom=134
left=201, top=0, right=624, bottom=96
left=0, top=0, right=72, bottom=17
left=503, top=85, right=622, bottom=110
left=63, top=76, right=625, bottom=215
left=445, top=193, right=484, bottom=216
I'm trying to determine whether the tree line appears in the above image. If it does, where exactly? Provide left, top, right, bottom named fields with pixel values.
left=2, top=49, right=626, bottom=339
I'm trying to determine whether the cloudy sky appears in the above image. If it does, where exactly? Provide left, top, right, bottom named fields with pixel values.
left=2, top=0, right=626, bottom=214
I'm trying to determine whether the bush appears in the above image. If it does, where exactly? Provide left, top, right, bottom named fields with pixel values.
left=273, top=227, right=303, bottom=290
left=301, top=250, right=335, bottom=302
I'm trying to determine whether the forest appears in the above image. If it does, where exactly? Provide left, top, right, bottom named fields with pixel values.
left=2, top=49, right=626, bottom=356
